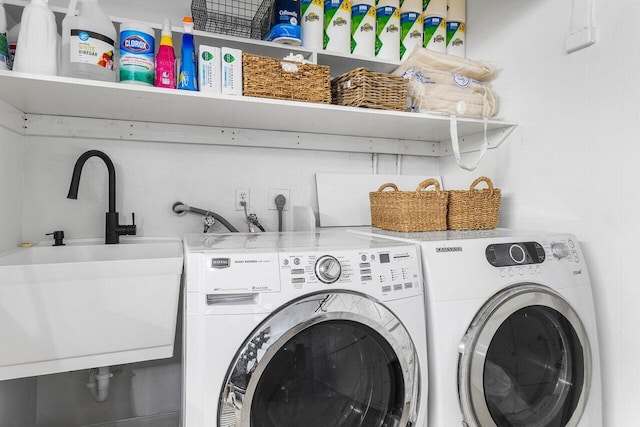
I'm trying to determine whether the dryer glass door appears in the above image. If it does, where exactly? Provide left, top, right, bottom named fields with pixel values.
left=458, top=284, right=592, bottom=427
left=220, top=292, right=421, bottom=427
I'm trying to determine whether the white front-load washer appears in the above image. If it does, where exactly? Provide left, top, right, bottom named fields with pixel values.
left=182, top=231, right=429, bottom=427
left=348, top=228, right=602, bottom=427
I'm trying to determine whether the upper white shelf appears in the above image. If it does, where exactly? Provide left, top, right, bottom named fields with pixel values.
left=2, top=0, right=516, bottom=153
left=0, top=70, right=515, bottom=144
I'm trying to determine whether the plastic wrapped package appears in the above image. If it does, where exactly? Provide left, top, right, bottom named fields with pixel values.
left=397, top=66, right=498, bottom=117
left=395, top=47, right=497, bottom=81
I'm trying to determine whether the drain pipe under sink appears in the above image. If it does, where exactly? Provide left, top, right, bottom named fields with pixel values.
left=86, top=366, right=113, bottom=402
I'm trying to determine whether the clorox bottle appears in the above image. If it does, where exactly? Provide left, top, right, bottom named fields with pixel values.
left=61, top=0, right=117, bottom=82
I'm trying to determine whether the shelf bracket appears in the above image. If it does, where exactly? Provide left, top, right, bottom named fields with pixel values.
left=440, top=121, right=516, bottom=167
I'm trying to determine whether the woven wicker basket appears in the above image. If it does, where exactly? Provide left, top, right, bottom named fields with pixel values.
left=447, top=176, right=501, bottom=230
left=369, top=179, right=448, bottom=232
left=331, top=67, right=408, bottom=111
left=242, top=53, right=331, bottom=104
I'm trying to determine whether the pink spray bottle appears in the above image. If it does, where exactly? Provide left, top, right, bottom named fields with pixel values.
left=155, top=19, right=176, bottom=88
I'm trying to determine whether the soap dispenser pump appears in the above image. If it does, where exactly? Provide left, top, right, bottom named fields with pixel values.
left=46, top=230, right=65, bottom=246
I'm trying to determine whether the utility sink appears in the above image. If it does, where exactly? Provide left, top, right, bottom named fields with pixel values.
left=0, top=237, right=184, bottom=380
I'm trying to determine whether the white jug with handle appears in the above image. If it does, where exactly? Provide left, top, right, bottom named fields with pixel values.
left=60, top=0, right=116, bottom=82
left=12, top=0, right=58, bottom=75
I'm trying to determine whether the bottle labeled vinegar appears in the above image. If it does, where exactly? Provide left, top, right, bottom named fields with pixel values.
left=61, top=0, right=117, bottom=82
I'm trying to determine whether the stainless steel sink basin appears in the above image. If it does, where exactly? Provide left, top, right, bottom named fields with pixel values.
left=0, top=237, right=184, bottom=380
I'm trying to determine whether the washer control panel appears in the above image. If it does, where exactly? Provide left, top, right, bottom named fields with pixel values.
left=279, top=245, right=422, bottom=298
left=485, top=242, right=546, bottom=267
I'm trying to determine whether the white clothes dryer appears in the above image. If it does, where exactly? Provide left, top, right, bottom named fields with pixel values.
left=348, top=228, right=602, bottom=427
left=182, top=231, right=429, bottom=427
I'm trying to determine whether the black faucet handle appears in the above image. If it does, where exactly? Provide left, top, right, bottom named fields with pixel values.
left=46, top=230, right=66, bottom=246
left=127, top=213, right=137, bottom=236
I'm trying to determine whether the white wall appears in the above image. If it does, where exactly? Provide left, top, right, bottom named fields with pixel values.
left=21, top=137, right=437, bottom=243
left=0, top=105, right=25, bottom=252
left=441, top=0, right=632, bottom=424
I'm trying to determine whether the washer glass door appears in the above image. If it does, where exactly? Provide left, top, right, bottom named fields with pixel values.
left=252, top=319, right=401, bottom=427
left=219, top=292, right=421, bottom=427
left=458, top=284, right=591, bottom=427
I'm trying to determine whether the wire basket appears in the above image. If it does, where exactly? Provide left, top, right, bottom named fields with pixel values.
left=191, top=0, right=274, bottom=39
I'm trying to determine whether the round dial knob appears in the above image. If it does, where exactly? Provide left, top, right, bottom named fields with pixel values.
left=551, top=242, right=570, bottom=259
left=315, top=255, right=342, bottom=284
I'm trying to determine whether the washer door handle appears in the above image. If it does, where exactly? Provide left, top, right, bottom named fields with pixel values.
left=207, top=293, right=259, bottom=305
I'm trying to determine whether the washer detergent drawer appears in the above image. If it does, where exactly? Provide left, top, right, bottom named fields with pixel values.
left=185, top=252, right=281, bottom=294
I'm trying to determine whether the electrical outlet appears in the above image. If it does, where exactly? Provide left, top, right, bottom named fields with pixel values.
left=235, top=188, right=250, bottom=211
left=268, top=189, right=290, bottom=210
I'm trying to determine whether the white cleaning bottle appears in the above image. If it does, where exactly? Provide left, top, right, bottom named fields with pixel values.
left=61, top=0, right=117, bottom=82
left=12, top=0, right=58, bottom=75
left=0, top=0, right=11, bottom=70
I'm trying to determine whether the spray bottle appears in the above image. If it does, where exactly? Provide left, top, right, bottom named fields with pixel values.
left=177, top=16, right=197, bottom=91
left=155, top=19, right=176, bottom=88
left=0, top=0, right=10, bottom=70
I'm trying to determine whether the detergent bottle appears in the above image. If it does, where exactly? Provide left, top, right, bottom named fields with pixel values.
left=0, top=0, right=8, bottom=70
left=7, top=22, right=19, bottom=68
left=12, top=0, right=58, bottom=75
left=61, top=0, right=117, bottom=82
left=177, top=16, right=197, bottom=91
left=155, top=19, right=176, bottom=89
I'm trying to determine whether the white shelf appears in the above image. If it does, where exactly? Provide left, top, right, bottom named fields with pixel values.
left=0, top=71, right=515, bottom=146
left=1, top=0, right=517, bottom=156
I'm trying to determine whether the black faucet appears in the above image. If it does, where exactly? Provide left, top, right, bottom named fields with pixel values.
left=67, top=150, right=136, bottom=244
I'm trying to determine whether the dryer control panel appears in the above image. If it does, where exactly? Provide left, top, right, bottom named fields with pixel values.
left=485, top=242, right=546, bottom=267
